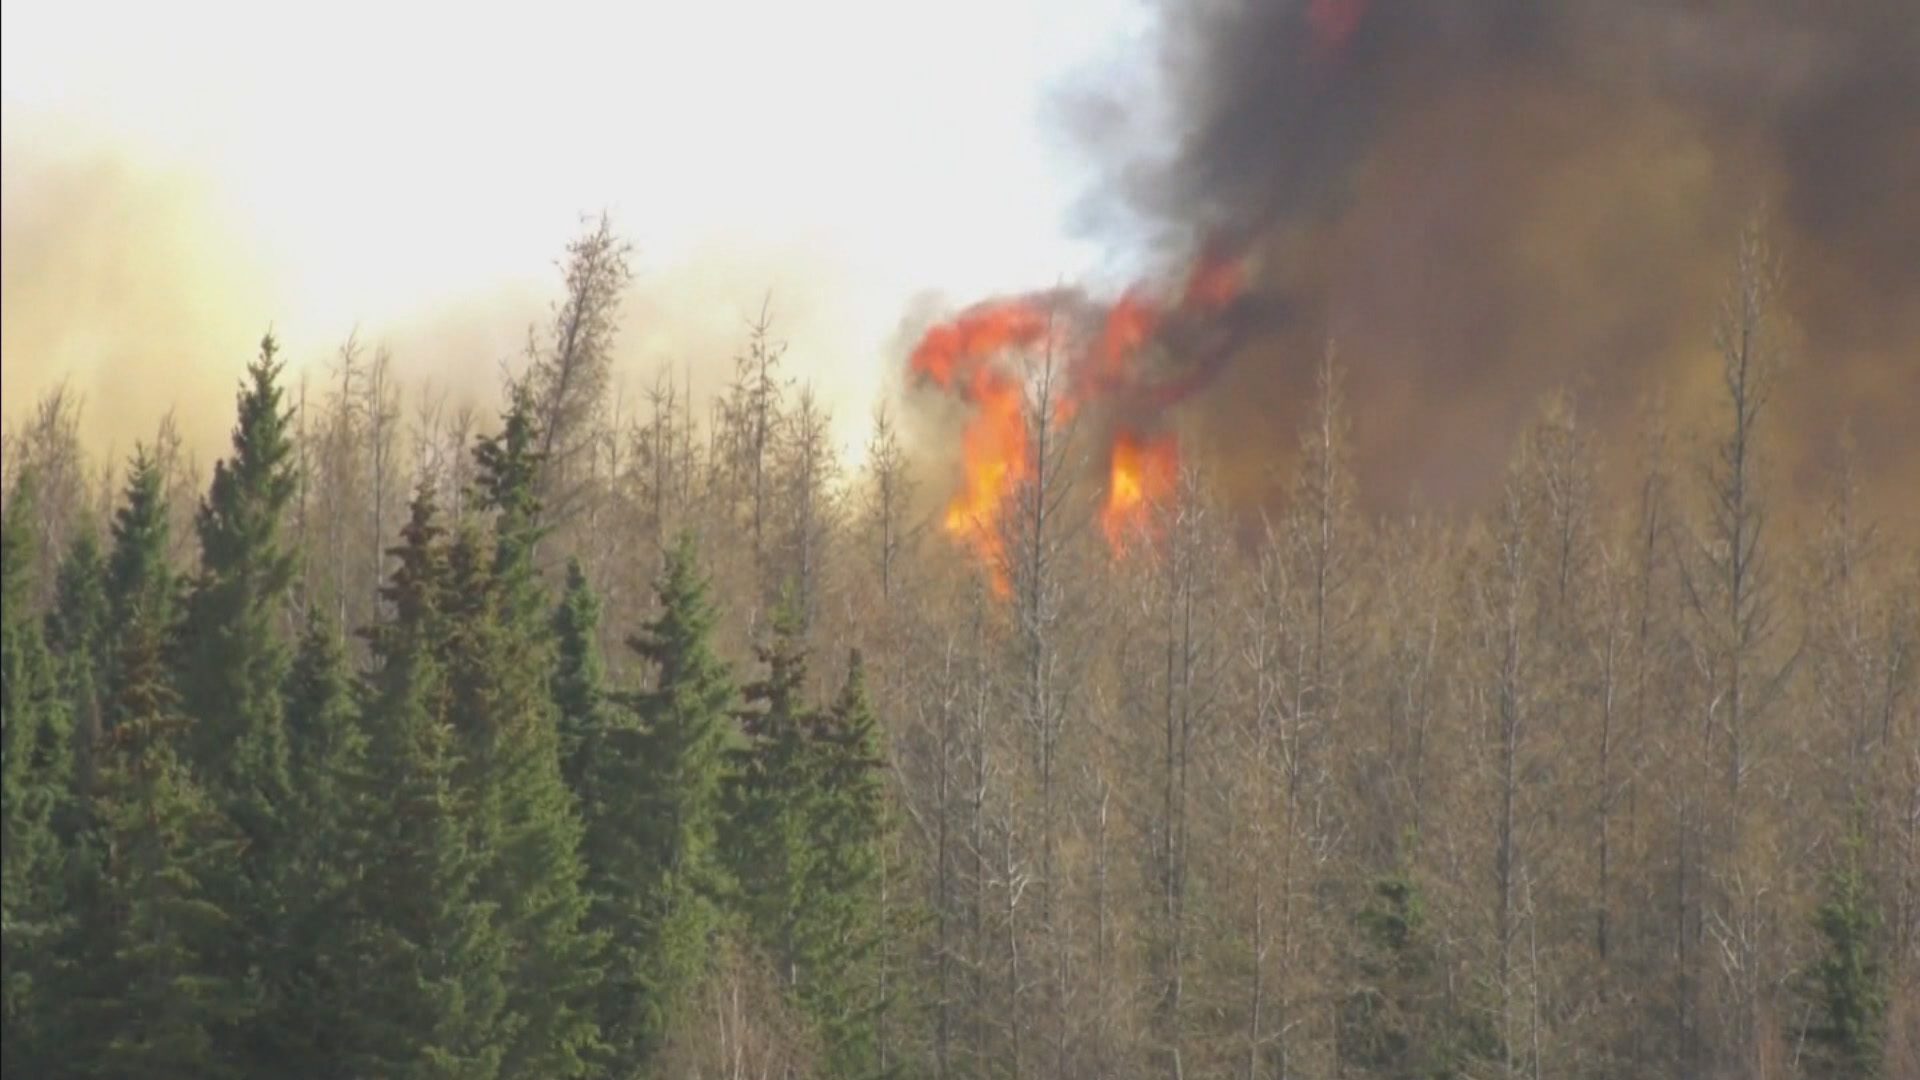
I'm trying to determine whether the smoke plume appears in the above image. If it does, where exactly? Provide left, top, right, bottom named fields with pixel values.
left=1068, top=0, right=1920, bottom=517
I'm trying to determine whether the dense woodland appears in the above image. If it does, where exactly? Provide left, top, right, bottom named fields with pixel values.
left=2, top=219, right=1915, bottom=1080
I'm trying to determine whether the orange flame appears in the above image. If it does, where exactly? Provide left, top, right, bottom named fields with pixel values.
left=1093, top=290, right=1160, bottom=382
left=1057, top=290, right=1161, bottom=424
left=910, top=299, right=1055, bottom=593
left=909, top=244, right=1250, bottom=591
left=1100, top=430, right=1180, bottom=551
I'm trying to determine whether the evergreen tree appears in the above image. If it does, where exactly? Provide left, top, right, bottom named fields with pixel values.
left=275, top=606, right=367, bottom=1075
left=587, top=532, right=737, bottom=1071
left=181, top=334, right=299, bottom=812
left=466, top=395, right=603, bottom=1078
left=284, top=607, right=364, bottom=822
left=43, top=447, right=192, bottom=1076
left=1800, top=827, right=1887, bottom=1078
left=338, top=489, right=510, bottom=1079
left=46, top=523, right=109, bottom=814
left=724, top=600, right=892, bottom=1075
left=178, top=336, right=302, bottom=1067
left=474, top=379, right=545, bottom=580
left=76, top=589, right=244, bottom=1080
left=1336, top=872, right=1503, bottom=1080
left=1, top=474, right=76, bottom=1074
left=360, top=490, right=450, bottom=663
left=102, top=447, right=178, bottom=728
left=723, top=590, right=819, bottom=985
left=804, top=648, right=891, bottom=1077
left=551, top=556, right=608, bottom=801
left=92, top=442, right=182, bottom=906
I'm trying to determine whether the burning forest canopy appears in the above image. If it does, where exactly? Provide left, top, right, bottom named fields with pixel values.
left=904, top=0, right=1919, bottom=555
left=5, top=4, right=1920, bottom=1079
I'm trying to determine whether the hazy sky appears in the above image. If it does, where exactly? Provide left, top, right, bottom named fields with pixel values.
left=2, top=0, right=1152, bottom=456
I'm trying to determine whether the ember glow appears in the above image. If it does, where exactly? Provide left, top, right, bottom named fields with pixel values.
left=909, top=247, right=1250, bottom=589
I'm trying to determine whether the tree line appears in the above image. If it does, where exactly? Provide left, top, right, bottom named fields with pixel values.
left=2, top=218, right=1915, bottom=1079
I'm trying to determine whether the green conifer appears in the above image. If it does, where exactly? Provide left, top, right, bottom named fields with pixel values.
left=1801, top=826, right=1887, bottom=1078
left=46, top=525, right=109, bottom=819
left=550, top=556, right=608, bottom=801
left=1, top=475, right=76, bottom=1074
left=78, top=592, right=244, bottom=1080
left=467, top=395, right=603, bottom=1077
left=588, top=532, right=737, bottom=1071
left=338, top=489, right=510, bottom=1078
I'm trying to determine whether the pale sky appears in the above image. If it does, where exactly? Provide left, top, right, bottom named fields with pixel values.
left=2, top=0, right=1155, bottom=457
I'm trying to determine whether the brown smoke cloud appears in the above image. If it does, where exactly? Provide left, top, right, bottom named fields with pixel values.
left=1065, top=0, right=1920, bottom=520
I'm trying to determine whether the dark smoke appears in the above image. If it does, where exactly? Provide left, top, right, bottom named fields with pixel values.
left=1070, top=0, right=1920, bottom=516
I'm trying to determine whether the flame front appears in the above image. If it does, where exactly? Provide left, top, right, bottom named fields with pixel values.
left=910, top=299, right=1054, bottom=593
left=909, top=245, right=1249, bottom=591
left=1100, top=431, right=1180, bottom=551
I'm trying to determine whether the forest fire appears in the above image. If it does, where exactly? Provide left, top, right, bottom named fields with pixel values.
left=1099, top=430, right=1179, bottom=551
left=907, top=300, right=1053, bottom=587
left=909, top=248, right=1250, bottom=590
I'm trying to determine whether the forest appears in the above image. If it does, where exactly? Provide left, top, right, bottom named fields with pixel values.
left=1, top=216, right=1915, bottom=1080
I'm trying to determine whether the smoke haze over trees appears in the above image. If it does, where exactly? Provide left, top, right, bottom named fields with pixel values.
left=3, top=206, right=1916, bottom=1078
left=4, top=2, right=1920, bottom=1078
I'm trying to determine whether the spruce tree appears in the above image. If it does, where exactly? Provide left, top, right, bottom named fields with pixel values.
left=723, top=590, right=820, bottom=987
left=466, top=395, right=603, bottom=1078
left=284, top=607, right=363, bottom=823
left=276, top=606, right=366, bottom=1075
left=805, top=649, right=890, bottom=1077
left=1, top=474, right=76, bottom=1074
left=46, top=524, right=109, bottom=819
left=551, top=556, right=608, bottom=801
left=724, top=604, right=891, bottom=1075
left=179, top=336, right=302, bottom=1067
left=105, top=443, right=178, bottom=661
left=44, top=447, right=186, bottom=1075
left=1801, top=827, right=1887, bottom=1078
left=588, top=532, right=737, bottom=1071
left=103, top=447, right=178, bottom=725
left=182, top=335, right=299, bottom=812
left=338, top=489, right=509, bottom=1079
left=1336, top=872, right=1503, bottom=1080
left=77, top=588, right=243, bottom=1080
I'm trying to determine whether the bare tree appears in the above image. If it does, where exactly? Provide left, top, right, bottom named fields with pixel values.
left=364, top=344, right=402, bottom=618
left=658, top=940, right=819, bottom=1080
left=150, top=410, right=201, bottom=570
left=718, top=299, right=789, bottom=578
left=526, top=212, right=634, bottom=530
left=994, top=327, right=1094, bottom=1080
left=772, top=384, right=841, bottom=626
left=1472, top=451, right=1537, bottom=1080
left=634, top=365, right=696, bottom=551
left=1682, top=221, right=1795, bottom=823
left=861, top=403, right=917, bottom=606
left=10, top=385, right=92, bottom=603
